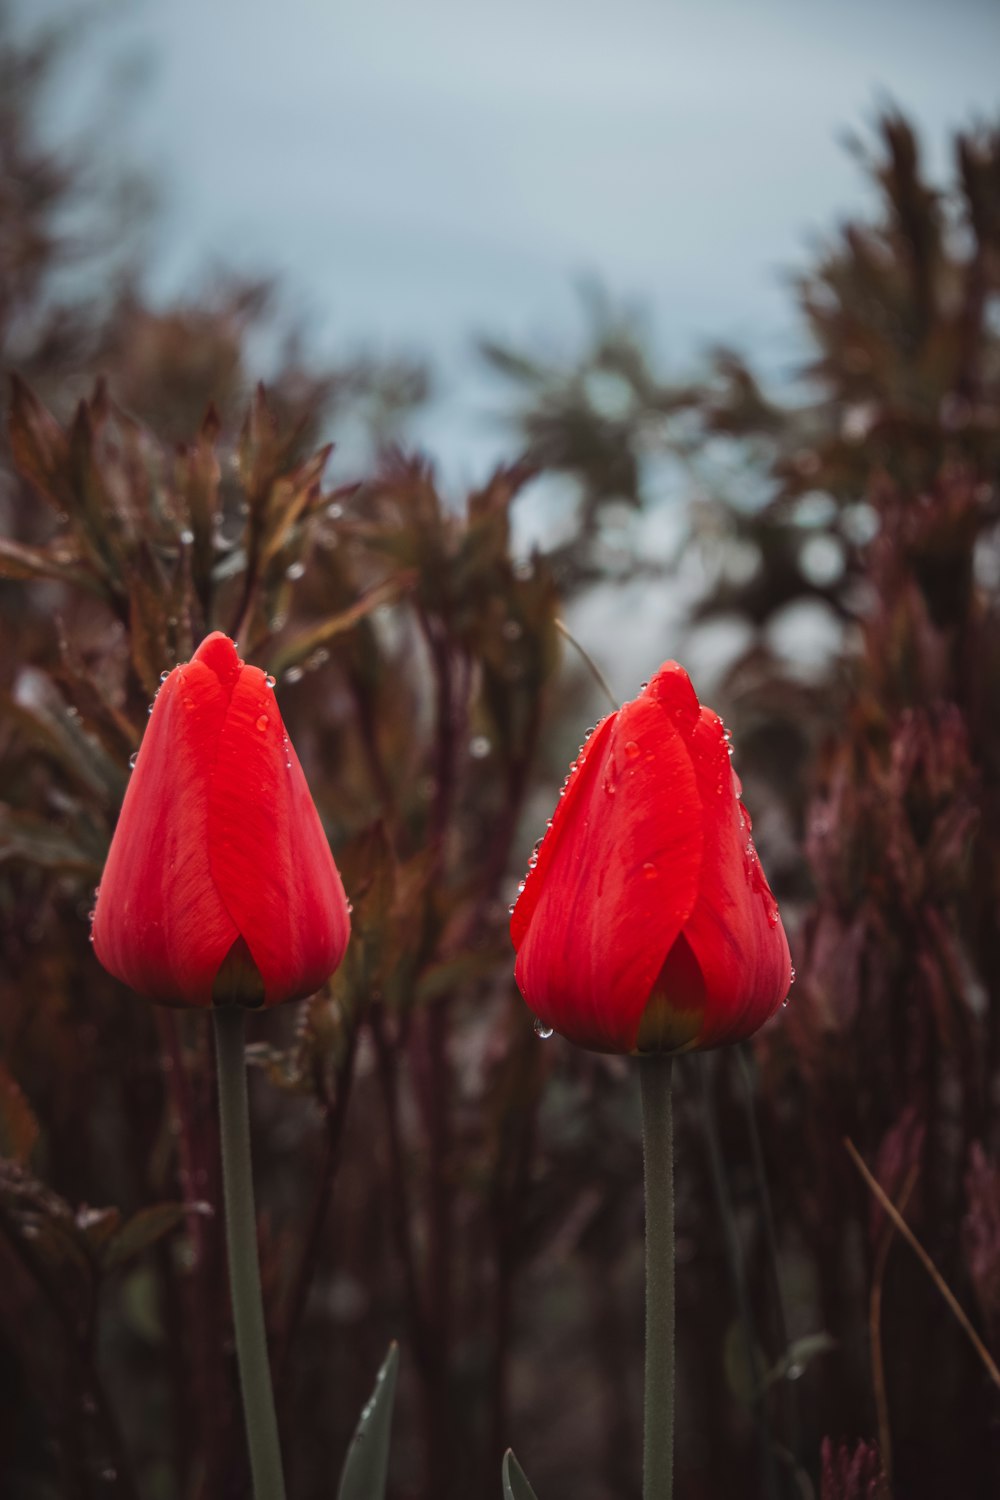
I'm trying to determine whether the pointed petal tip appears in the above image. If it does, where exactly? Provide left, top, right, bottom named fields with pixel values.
left=646, top=661, right=701, bottom=736
left=192, top=632, right=244, bottom=687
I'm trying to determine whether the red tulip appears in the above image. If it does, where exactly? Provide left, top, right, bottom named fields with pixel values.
left=92, top=632, right=350, bottom=1008
left=510, top=661, right=791, bottom=1053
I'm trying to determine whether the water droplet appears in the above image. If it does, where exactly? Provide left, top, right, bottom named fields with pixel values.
left=507, top=902, right=516, bottom=914
left=624, top=739, right=640, bottom=759
left=285, top=560, right=306, bottom=581
left=517, top=879, right=526, bottom=894
left=265, top=674, right=276, bottom=688
left=769, top=908, right=780, bottom=925
left=128, top=752, right=138, bottom=769
left=789, top=966, right=797, bottom=984
left=183, top=697, right=194, bottom=710
left=642, top=862, right=658, bottom=879
left=469, top=735, right=491, bottom=759
left=533, top=1018, right=554, bottom=1040
left=147, top=704, right=154, bottom=715
left=160, top=670, right=170, bottom=682
left=256, top=715, right=269, bottom=732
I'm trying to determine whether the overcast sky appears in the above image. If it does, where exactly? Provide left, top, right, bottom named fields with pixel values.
left=26, top=0, right=1000, bottom=479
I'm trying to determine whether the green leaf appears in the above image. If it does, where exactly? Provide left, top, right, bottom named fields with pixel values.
left=502, top=1449, right=539, bottom=1500
left=102, top=1202, right=190, bottom=1272
left=337, top=1341, right=399, bottom=1500
left=764, top=1332, right=837, bottom=1388
left=269, top=574, right=415, bottom=679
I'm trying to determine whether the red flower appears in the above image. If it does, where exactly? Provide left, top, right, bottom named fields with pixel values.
left=92, top=632, right=350, bottom=1008
left=510, top=662, right=791, bottom=1053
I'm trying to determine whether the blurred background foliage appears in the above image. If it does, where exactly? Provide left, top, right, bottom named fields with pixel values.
left=2, top=4, right=1000, bottom=1499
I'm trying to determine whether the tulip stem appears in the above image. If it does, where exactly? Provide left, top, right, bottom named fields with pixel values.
left=213, top=1006, right=287, bottom=1500
left=640, top=1053, right=675, bottom=1500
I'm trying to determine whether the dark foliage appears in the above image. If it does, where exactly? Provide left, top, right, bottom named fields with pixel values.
left=2, top=7, right=1000, bottom=1498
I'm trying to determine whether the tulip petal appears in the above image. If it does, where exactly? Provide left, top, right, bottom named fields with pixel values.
left=674, top=705, right=791, bottom=1046
left=513, top=696, right=704, bottom=1052
left=207, top=662, right=351, bottom=1005
left=92, top=659, right=239, bottom=1006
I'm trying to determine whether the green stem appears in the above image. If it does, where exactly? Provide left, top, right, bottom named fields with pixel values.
left=639, top=1053, right=675, bottom=1500
left=213, top=1007, right=287, bottom=1500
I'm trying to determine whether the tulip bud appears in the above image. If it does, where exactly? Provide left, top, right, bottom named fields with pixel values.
left=92, top=632, right=351, bottom=1007
left=510, top=661, right=791, bottom=1053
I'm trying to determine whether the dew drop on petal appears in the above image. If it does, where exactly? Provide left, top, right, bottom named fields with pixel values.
left=642, top=862, right=658, bottom=879
left=129, top=752, right=138, bottom=769
left=507, top=902, right=516, bottom=915
left=265, top=674, right=276, bottom=688
left=533, top=1017, right=554, bottom=1040
left=624, top=739, right=640, bottom=759
left=159, top=670, right=170, bottom=682
left=256, top=715, right=269, bottom=732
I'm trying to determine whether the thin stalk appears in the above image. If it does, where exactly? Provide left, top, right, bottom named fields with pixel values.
left=845, top=1137, right=1000, bottom=1390
left=554, top=617, right=619, bottom=711
left=213, top=1006, right=287, bottom=1500
left=639, top=1053, right=675, bottom=1500
left=737, top=1045, right=801, bottom=1474
left=699, top=1055, right=780, bottom=1500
